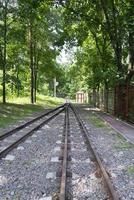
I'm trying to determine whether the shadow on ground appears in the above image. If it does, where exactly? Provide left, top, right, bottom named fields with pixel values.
left=0, top=103, right=44, bottom=128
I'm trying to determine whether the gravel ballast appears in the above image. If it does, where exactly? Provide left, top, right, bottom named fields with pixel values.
left=67, top=109, right=109, bottom=200
left=76, top=105, right=134, bottom=200
left=0, top=113, right=65, bottom=200
left=1, top=104, right=133, bottom=200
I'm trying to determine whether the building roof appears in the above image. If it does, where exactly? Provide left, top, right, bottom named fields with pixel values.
left=76, top=91, right=84, bottom=94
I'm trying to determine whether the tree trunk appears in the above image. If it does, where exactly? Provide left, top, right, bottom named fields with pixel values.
left=16, top=65, right=20, bottom=97
left=34, top=71, right=37, bottom=103
left=33, top=39, right=39, bottom=103
left=104, top=82, right=109, bottom=112
left=29, top=19, right=34, bottom=104
left=11, top=80, right=13, bottom=95
left=3, top=1, right=8, bottom=104
left=126, top=32, right=134, bottom=84
left=128, top=32, right=134, bottom=70
left=11, top=64, right=14, bottom=95
left=115, top=45, right=123, bottom=73
left=96, top=85, right=100, bottom=108
left=93, top=88, right=96, bottom=107
left=34, top=64, right=39, bottom=103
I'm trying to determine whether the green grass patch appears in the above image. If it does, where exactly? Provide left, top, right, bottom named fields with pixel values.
left=115, top=132, right=125, bottom=140
left=7, top=94, right=64, bottom=107
left=89, top=115, right=108, bottom=128
left=0, top=94, right=64, bottom=129
left=116, top=142, right=134, bottom=149
left=115, top=140, right=134, bottom=149
left=126, top=166, right=134, bottom=174
left=115, top=134, right=134, bottom=149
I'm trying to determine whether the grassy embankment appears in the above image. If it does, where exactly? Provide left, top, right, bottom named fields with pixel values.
left=0, top=94, right=64, bottom=128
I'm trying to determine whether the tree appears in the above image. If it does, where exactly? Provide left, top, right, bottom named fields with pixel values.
left=0, top=0, right=18, bottom=103
left=62, top=0, right=134, bottom=85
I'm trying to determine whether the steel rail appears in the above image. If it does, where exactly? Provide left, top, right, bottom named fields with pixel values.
left=0, top=104, right=65, bottom=140
left=70, top=103, right=120, bottom=200
left=59, top=104, right=69, bottom=200
left=0, top=107, right=65, bottom=159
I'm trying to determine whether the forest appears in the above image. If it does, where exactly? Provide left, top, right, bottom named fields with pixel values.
left=0, top=0, right=134, bottom=109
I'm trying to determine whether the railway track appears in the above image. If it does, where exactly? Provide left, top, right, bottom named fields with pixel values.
left=0, top=105, right=65, bottom=159
left=56, top=103, right=120, bottom=200
left=70, top=104, right=120, bottom=200
left=0, top=103, right=125, bottom=199
left=59, top=104, right=70, bottom=200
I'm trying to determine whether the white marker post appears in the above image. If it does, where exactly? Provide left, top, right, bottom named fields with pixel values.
left=54, top=78, right=59, bottom=97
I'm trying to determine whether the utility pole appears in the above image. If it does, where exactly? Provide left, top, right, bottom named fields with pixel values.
left=54, top=77, right=59, bottom=97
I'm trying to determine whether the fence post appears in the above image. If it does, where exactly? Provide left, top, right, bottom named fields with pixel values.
left=125, top=83, right=129, bottom=120
left=93, top=88, right=96, bottom=107
left=104, top=87, right=109, bottom=113
left=114, top=86, right=116, bottom=116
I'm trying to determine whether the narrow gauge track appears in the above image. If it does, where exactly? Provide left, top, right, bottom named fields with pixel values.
left=54, top=103, right=121, bottom=200
left=59, top=103, right=69, bottom=200
left=0, top=103, right=122, bottom=199
left=0, top=105, right=65, bottom=159
left=70, top=103, right=120, bottom=200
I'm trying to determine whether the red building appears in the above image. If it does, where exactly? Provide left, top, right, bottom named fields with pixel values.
left=76, top=91, right=87, bottom=103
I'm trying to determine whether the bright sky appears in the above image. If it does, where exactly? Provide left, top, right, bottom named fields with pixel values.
left=56, top=45, right=77, bottom=65
left=56, top=49, right=70, bottom=64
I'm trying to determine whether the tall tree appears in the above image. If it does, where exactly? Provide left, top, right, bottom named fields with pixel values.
left=0, top=0, right=17, bottom=103
left=0, top=0, right=8, bottom=103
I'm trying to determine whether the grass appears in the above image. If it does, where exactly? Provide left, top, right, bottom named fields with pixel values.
left=114, top=134, right=134, bottom=149
left=115, top=142, right=134, bottom=149
left=89, top=115, right=108, bottom=128
left=126, top=166, right=134, bottom=174
left=115, top=139, right=134, bottom=149
left=0, top=94, right=64, bottom=129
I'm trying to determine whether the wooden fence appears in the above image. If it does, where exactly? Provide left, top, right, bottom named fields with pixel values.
left=90, top=85, right=134, bottom=123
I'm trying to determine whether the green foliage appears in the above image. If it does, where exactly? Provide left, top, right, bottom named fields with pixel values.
left=0, top=0, right=66, bottom=102
left=59, top=0, right=134, bottom=96
left=126, top=166, right=134, bottom=174
left=0, top=0, right=134, bottom=104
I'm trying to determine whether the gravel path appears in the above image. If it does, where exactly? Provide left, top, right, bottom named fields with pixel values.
left=76, top=105, right=134, bottom=200
left=0, top=112, right=65, bottom=200
left=95, top=111, right=134, bottom=144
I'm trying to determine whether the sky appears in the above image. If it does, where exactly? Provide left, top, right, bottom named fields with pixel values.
left=56, top=45, right=77, bottom=65
left=57, top=49, right=71, bottom=65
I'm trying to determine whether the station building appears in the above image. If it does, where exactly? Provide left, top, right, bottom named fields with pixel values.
left=76, top=91, right=88, bottom=103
